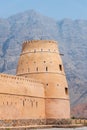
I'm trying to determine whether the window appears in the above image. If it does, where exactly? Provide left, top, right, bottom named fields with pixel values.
left=36, top=67, right=38, bottom=71
left=65, top=88, right=68, bottom=95
left=36, top=102, right=38, bottom=107
left=23, top=100, right=25, bottom=106
left=59, top=64, right=62, bottom=71
left=46, top=67, right=48, bottom=71
left=41, top=49, right=43, bottom=51
left=7, top=102, right=8, bottom=105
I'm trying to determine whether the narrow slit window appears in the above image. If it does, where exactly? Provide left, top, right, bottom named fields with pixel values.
left=23, top=100, right=25, bottom=106
left=59, top=64, right=62, bottom=71
left=41, top=49, right=43, bottom=51
left=36, top=102, right=38, bottom=107
left=65, top=88, right=68, bottom=95
left=36, top=67, right=38, bottom=71
left=46, top=67, right=48, bottom=71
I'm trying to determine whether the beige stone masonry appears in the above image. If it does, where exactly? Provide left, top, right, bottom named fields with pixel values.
left=0, top=40, right=70, bottom=121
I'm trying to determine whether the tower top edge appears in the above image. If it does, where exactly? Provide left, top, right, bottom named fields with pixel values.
left=23, top=40, right=58, bottom=45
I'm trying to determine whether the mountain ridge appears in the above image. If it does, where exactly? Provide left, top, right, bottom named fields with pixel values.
left=0, top=10, right=87, bottom=118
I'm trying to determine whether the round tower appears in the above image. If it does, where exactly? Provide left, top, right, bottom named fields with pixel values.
left=16, top=40, right=70, bottom=120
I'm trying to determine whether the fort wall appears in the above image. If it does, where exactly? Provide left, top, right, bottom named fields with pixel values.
left=0, top=74, right=45, bottom=119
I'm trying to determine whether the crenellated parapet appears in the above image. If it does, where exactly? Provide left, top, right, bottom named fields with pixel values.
left=0, top=73, right=44, bottom=98
left=22, top=40, right=58, bottom=54
left=0, top=73, right=43, bottom=84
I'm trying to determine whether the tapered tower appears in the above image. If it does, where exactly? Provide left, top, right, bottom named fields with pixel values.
left=16, top=40, right=70, bottom=120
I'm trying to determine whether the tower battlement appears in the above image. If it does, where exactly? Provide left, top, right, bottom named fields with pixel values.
left=22, top=40, right=58, bottom=54
left=23, top=40, right=57, bottom=44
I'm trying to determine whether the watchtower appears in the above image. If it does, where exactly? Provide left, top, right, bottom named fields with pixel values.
left=16, top=40, right=70, bottom=119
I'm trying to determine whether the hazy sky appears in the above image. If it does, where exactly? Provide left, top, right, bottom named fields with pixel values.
left=0, top=0, right=87, bottom=20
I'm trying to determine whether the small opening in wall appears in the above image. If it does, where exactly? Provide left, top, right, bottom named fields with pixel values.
left=36, top=102, right=38, bottom=107
left=41, top=49, right=43, bottom=51
left=46, top=83, right=48, bottom=86
left=23, top=100, right=25, bottom=106
left=7, top=102, right=8, bottom=105
left=59, top=64, right=62, bottom=71
left=65, top=88, right=68, bottom=95
left=44, top=61, right=46, bottom=63
left=46, top=67, right=48, bottom=71
left=36, top=67, right=38, bottom=71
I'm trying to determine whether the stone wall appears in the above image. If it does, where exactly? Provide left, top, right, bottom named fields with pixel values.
left=16, top=40, right=70, bottom=119
left=0, top=40, right=70, bottom=122
left=0, top=74, right=45, bottom=120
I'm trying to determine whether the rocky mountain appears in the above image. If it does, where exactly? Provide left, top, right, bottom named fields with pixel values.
left=0, top=10, right=87, bottom=118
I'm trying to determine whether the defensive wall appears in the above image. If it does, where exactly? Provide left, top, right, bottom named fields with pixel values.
left=0, top=73, right=45, bottom=120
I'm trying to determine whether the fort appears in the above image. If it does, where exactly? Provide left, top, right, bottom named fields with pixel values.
left=0, top=40, right=70, bottom=126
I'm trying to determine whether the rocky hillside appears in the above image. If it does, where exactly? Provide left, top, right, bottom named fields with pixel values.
left=0, top=10, right=87, bottom=118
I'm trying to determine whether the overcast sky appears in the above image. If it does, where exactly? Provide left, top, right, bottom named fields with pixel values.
left=0, top=0, right=87, bottom=20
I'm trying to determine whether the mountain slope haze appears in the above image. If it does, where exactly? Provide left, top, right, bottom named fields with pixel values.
left=0, top=10, right=87, bottom=118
